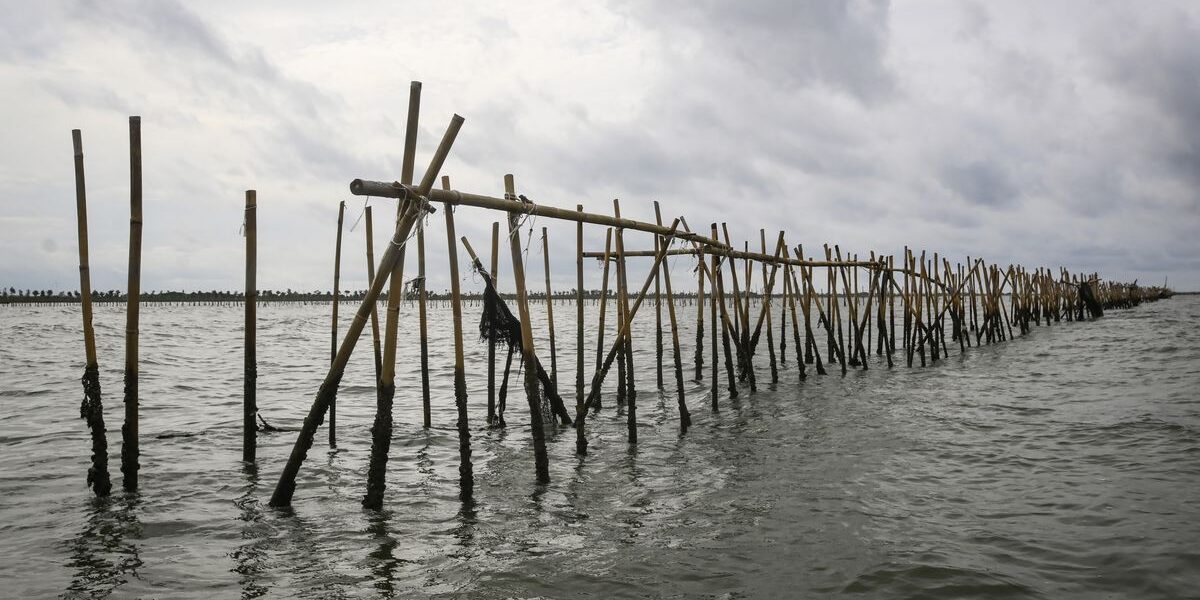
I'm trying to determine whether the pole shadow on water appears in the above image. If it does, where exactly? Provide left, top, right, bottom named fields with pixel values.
left=65, top=494, right=144, bottom=598
left=232, top=463, right=271, bottom=599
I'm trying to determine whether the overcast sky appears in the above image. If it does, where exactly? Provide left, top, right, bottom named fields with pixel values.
left=2, top=0, right=1198, bottom=294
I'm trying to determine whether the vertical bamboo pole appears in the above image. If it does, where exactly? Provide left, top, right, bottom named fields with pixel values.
left=443, top=176, right=473, bottom=499
left=541, top=227, right=558, bottom=389
left=654, top=204, right=664, bottom=391
left=694, top=243, right=705, bottom=381
left=761, top=230, right=778, bottom=383
left=780, top=240, right=789, bottom=367
left=654, top=203, right=689, bottom=430
left=594, top=229, right=612, bottom=412
left=365, top=207, right=383, bottom=401
left=488, top=222, right=500, bottom=425
left=713, top=224, right=738, bottom=399
left=505, top=175, right=550, bottom=482
left=121, top=115, right=142, bottom=492
left=575, top=205, right=585, bottom=433
left=709, top=238, right=720, bottom=409
left=418, top=202, right=432, bottom=429
left=72, top=129, right=111, bottom=496
left=244, top=190, right=257, bottom=463
left=329, top=199, right=345, bottom=448
left=613, top=199, right=637, bottom=444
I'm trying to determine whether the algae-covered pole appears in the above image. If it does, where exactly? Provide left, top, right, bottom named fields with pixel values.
left=443, top=176, right=474, bottom=499
left=274, top=111, right=459, bottom=509
left=122, top=115, right=142, bottom=492
left=329, top=199, right=345, bottom=448
left=363, top=82, right=424, bottom=510
left=504, top=174, right=550, bottom=483
left=541, top=227, right=558, bottom=389
left=72, top=129, right=111, bottom=496
left=244, top=190, right=258, bottom=463
left=417, top=202, right=431, bottom=428
left=614, top=199, right=637, bottom=443
left=487, top=222, right=500, bottom=425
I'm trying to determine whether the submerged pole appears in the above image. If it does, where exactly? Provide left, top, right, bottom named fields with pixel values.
left=541, top=227, right=558, bottom=390
left=244, top=190, right=257, bottom=463
left=72, top=129, right=111, bottom=496
left=329, top=199, right=345, bottom=448
left=614, top=199, right=637, bottom=443
left=443, top=176, right=474, bottom=499
left=122, top=115, right=142, bottom=492
left=418, top=200, right=432, bottom=429
left=487, top=221, right=500, bottom=425
left=504, top=174, right=550, bottom=483
left=575, top=205, right=585, bottom=436
left=365, top=207, right=383, bottom=402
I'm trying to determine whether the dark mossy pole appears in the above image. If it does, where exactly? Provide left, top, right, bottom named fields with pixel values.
left=487, top=221, right=500, bottom=425
left=655, top=204, right=690, bottom=432
left=72, top=129, right=111, bottom=496
left=709, top=240, right=719, bottom=409
left=365, top=207, right=383, bottom=400
left=329, top=199, right=345, bottom=448
left=505, top=174, right=550, bottom=482
left=122, top=116, right=142, bottom=492
left=363, top=83, right=423, bottom=511
left=541, top=227, right=558, bottom=389
left=244, top=190, right=257, bottom=463
left=694, top=243, right=705, bottom=382
left=442, top=176, right=474, bottom=499
left=613, top=199, right=637, bottom=444
left=418, top=202, right=431, bottom=429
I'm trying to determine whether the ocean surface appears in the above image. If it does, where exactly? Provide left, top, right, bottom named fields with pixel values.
left=1, top=294, right=1197, bottom=599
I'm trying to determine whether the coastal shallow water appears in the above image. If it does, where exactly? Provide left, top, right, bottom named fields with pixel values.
left=1, top=295, right=1198, bottom=598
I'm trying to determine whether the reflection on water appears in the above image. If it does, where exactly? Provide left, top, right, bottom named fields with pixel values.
left=65, top=495, right=144, bottom=598
left=2, top=297, right=1199, bottom=598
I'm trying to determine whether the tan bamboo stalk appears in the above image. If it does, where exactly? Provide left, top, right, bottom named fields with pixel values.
left=122, top=115, right=142, bottom=492
left=504, top=174, right=550, bottom=482
left=713, top=224, right=739, bottom=399
left=443, top=176, right=474, bottom=498
left=694, top=242, right=706, bottom=381
left=362, top=83, right=423, bottom=511
left=781, top=256, right=806, bottom=381
left=657, top=220, right=690, bottom=433
left=541, top=227, right=558, bottom=388
left=594, top=229, right=613, bottom=411
left=244, top=190, right=258, bottom=463
left=781, top=246, right=790, bottom=366
left=761, top=230, right=778, bottom=383
left=709, top=235, right=720, bottom=408
left=72, top=129, right=111, bottom=496
left=365, top=206, right=383, bottom=401
left=575, top=205, right=585, bottom=429
left=792, top=251, right=827, bottom=375
left=277, top=111, right=460, bottom=510
left=654, top=203, right=664, bottom=391
left=613, top=199, right=637, bottom=443
left=418, top=198, right=431, bottom=429
left=488, top=221, right=500, bottom=424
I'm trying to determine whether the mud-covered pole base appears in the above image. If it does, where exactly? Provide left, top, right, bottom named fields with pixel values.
left=80, top=365, right=111, bottom=496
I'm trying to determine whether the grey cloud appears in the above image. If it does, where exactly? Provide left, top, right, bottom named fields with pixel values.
left=939, top=160, right=1019, bottom=208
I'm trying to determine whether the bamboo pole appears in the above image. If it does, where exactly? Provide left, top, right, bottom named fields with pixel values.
left=594, top=229, right=612, bottom=412
left=541, top=227, right=558, bottom=389
left=504, top=174, right=550, bottom=482
left=656, top=206, right=690, bottom=433
left=614, top=199, right=637, bottom=444
left=276, top=111, right=459, bottom=509
left=121, top=115, right=142, bottom=492
left=654, top=205, right=664, bottom=390
left=780, top=245, right=807, bottom=381
left=713, top=224, right=739, bottom=399
left=362, top=82, right=423, bottom=510
left=694, top=242, right=705, bottom=382
left=72, top=129, right=111, bottom=496
left=418, top=199, right=431, bottom=429
left=443, top=176, right=474, bottom=499
left=575, top=205, right=585, bottom=440
left=353, top=180, right=725, bottom=250
left=488, top=221, right=500, bottom=425
left=365, top=207, right=383, bottom=402
left=244, top=190, right=257, bottom=463
left=329, top=199, right=345, bottom=448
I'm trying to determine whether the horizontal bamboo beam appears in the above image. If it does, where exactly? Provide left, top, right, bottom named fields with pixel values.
left=583, top=247, right=884, bottom=270
left=349, top=179, right=728, bottom=250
